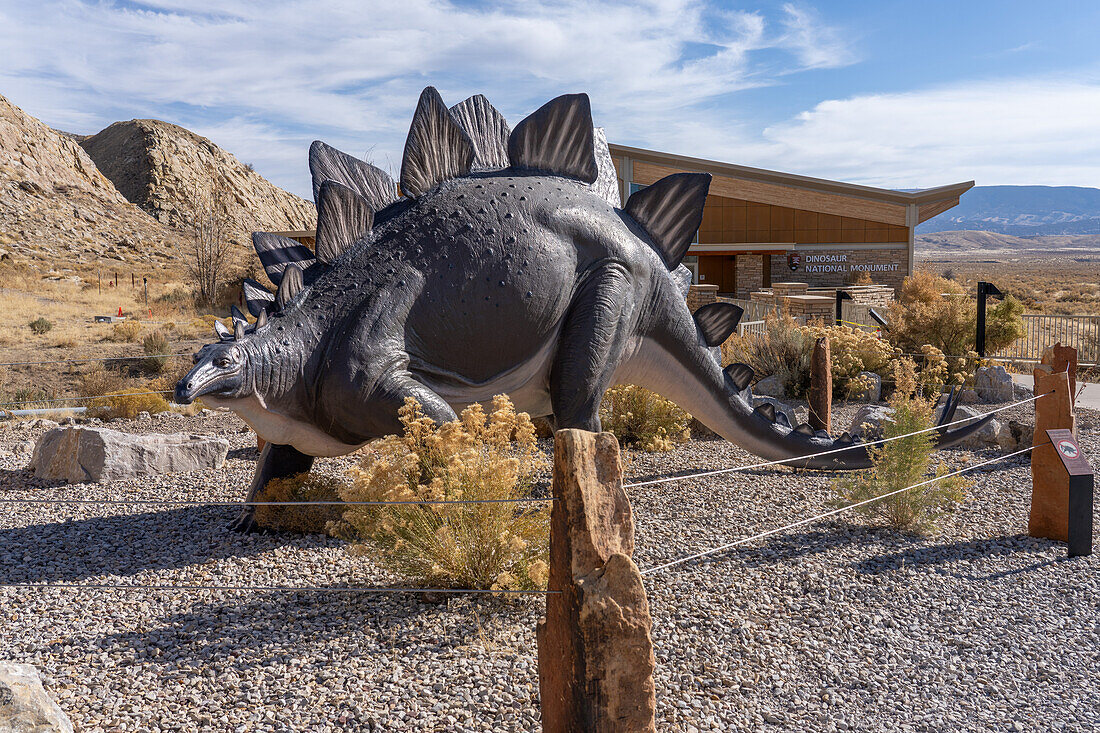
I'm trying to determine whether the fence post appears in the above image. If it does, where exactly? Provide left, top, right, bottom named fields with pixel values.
left=537, top=429, right=656, bottom=733
left=834, top=289, right=851, bottom=326
left=1029, top=367, right=1076, bottom=542
left=809, top=336, right=831, bottom=433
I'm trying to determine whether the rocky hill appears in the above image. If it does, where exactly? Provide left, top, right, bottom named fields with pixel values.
left=80, top=119, right=316, bottom=244
left=918, top=185, right=1100, bottom=235
left=0, top=94, right=191, bottom=277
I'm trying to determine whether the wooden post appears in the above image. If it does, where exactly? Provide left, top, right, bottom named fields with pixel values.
left=809, top=336, right=831, bottom=433
left=1040, top=342, right=1077, bottom=400
left=1029, top=368, right=1076, bottom=541
left=538, top=430, right=656, bottom=733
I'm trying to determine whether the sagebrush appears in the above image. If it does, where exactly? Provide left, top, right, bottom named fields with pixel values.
left=341, top=395, right=550, bottom=591
left=721, top=315, right=812, bottom=398
left=832, top=360, right=969, bottom=534
left=599, top=384, right=691, bottom=451
left=142, top=330, right=171, bottom=373
left=254, top=472, right=347, bottom=534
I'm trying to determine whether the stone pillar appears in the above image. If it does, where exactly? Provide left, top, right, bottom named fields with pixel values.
left=1029, top=369, right=1075, bottom=541
left=537, top=430, right=656, bottom=733
left=809, top=337, right=832, bottom=433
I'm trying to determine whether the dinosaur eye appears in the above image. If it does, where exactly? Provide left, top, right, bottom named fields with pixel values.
left=215, top=356, right=233, bottom=368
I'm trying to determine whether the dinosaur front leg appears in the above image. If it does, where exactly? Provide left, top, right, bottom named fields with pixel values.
left=232, top=442, right=315, bottom=533
left=549, top=263, right=635, bottom=431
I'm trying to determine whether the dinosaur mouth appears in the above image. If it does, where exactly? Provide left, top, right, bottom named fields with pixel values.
left=175, top=366, right=242, bottom=404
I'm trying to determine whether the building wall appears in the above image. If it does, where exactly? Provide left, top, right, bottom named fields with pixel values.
left=698, top=194, right=908, bottom=245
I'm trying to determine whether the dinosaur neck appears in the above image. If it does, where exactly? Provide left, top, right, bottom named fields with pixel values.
left=243, top=320, right=314, bottom=409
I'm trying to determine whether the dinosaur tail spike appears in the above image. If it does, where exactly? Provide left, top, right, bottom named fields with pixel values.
left=315, top=181, right=373, bottom=264
left=308, top=140, right=398, bottom=211
left=624, top=172, right=711, bottom=270
left=401, top=86, right=475, bottom=198
left=507, top=93, right=598, bottom=183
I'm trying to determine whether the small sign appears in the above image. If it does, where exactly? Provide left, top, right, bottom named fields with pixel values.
left=1046, top=429, right=1092, bottom=477
left=787, top=253, right=800, bottom=271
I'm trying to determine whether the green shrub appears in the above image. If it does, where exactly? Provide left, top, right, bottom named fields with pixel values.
left=599, top=384, right=691, bottom=451
left=142, top=330, right=171, bottom=373
left=832, top=362, right=969, bottom=534
left=341, top=396, right=550, bottom=591
left=28, top=317, right=53, bottom=335
left=888, top=271, right=1026, bottom=359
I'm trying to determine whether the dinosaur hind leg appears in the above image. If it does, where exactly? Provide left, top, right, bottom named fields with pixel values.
left=232, top=442, right=315, bottom=534
left=549, top=263, right=634, bottom=431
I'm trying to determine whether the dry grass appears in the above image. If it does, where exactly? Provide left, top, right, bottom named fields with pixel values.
left=917, top=258, right=1100, bottom=316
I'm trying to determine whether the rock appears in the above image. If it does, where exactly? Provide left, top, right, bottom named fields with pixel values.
left=974, top=366, right=1013, bottom=402
left=754, top=374, right=786, bottom=397
left=1012, top=382, right=1033, bottom=400
left=136, top=411, right=151, bottom=421
left=537, top=431, right=655, bottom=732
left=848, top=371, right=881, bottom=402
left=752, top=397, right=797, bottom=429
left=950, top=405, right=1002, bottom=448
left=849, top=404, right=894, bottom=437
left=996, top=419, right=1034, bottom=452
left=20, top=419, right=58, bottom=431
left=0, top=661, right=74, bottom=733
left=29, top=426, right=229, bottom=483
left=959, top=388, right=980, bottom=404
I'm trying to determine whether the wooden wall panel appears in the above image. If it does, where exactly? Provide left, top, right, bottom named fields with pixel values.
left=631, top=160, right=908, bottom=225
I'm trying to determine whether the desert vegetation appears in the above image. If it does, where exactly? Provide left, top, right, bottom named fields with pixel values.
left=831, top=361, right=969, bottom=533
left=599, top=384, right=692, bottom=451
left=338, top=396, right=550, bottom=592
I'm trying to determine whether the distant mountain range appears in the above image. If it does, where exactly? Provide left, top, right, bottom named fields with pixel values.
left=918, top=185, right=1100, bottom=235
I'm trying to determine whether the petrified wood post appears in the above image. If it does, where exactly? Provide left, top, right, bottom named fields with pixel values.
left=1029, top=368, right=1076, bottom=541
left=1041, top=342, right=1077, bottom=404
left=537, top=430, right=656, bottom=733
left=809, top=336, right=832, bottom=433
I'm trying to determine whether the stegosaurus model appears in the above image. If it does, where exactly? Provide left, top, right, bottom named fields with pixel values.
left=176, top=88, right=988, bottom=532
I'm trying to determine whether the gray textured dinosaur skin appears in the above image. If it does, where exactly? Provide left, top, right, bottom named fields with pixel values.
left=175, top=88, right=991, bottom=532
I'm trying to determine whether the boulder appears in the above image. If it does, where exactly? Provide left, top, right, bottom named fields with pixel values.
left=29, top=426, right=229, bottom=483
left=974, top=365, right=1013, bottom=402
left=0, top=661, right=74, bottom=732
left=996, top=419, right=1034, bottom=452
left=753, top=374, right=786, bottom=397
left=950, top=405, right=1002, bottom=448
left=959, top=388, right=980, bottom=405
left=849, top=404, right=894, bottom=437
left=848, top=371, right=881, bottom=402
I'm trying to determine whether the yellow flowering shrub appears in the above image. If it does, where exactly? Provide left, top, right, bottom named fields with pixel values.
left=254, top=472, right=347, bottom=534
left=804, top=324, right=897, bottom=398
left=341, top=395, right=550, bottom=591
left=599, top=385, right=691, bottom=451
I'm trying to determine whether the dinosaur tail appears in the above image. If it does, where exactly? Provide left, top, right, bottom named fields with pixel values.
left=618, top=296, right=992, bottom=471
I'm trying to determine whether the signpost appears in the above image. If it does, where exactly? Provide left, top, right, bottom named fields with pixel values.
left=1045, top=429, right=1093, bottom=557
left=975, top=281, right=1003, bottom=357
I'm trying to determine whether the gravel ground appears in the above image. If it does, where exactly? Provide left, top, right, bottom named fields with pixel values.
left=0, top=399, right=1098, bottom=732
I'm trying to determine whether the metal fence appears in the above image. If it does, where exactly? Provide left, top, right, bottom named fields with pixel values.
left=993, top=314, right=1100, bottom=366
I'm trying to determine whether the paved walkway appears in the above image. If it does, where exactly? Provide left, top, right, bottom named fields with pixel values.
left=1011, top=372, right=1100, bottom=411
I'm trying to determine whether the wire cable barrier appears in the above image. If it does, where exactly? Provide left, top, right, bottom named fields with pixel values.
left=0, top=353, right=194, bottom=367
left=0, top=583, right=557, bottom=595
left=622, top=392, right=1048, bottom=489
left=0, top=496, right=554, bottom=507
left=640, top=442, right=1039, bottom=577
left=0, top=391, right=174, bottom=408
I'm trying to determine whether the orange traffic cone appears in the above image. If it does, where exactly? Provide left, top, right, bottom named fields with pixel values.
left=117, top=306, right=123, bottom=317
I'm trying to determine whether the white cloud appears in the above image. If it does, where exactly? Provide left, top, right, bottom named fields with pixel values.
left=752, top=77, right=1100, bottom=188
left=0, top=0, right=856, bottom=197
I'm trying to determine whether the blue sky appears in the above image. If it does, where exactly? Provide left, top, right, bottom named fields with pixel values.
left=2, top=0, right=1099, bottom=198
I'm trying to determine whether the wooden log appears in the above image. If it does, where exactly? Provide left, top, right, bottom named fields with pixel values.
left=1029, top=369, right=1075, bottom=541
left=808, top=336, right=831, bottom=433
left=537, top=430, right=656, bottom=733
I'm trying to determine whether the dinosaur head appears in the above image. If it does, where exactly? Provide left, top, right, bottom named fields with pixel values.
left=175, top=340, right=253, bottom=405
